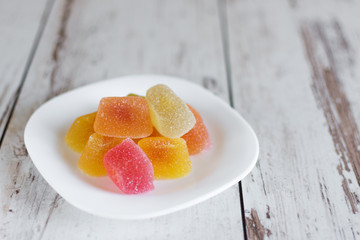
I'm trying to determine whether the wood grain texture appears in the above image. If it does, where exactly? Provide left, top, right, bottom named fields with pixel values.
left=225, top=0, right=360, bottom=239
left=0, top=0, right=243, bottom=239
left=0, top=0, right=48, bottom=142
left=302, top=21, right=360, bottom=214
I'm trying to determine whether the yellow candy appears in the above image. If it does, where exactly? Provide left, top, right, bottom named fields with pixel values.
left=78, top=133, right=123, bottom=176
left=138, top=137, right=191, bottom=179
left=146, top=84, right=196, bottom=138
left=65, top=112, right=97, bottom=153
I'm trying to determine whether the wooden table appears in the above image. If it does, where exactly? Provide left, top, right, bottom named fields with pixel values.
left=1, top=0, right=360, bottom=239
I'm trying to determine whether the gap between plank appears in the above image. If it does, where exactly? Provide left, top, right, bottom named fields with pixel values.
left=0, top=0, right=55, bottom=148
left=217, top=0, right=248, bottom=239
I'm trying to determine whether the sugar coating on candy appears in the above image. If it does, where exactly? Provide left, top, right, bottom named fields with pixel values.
left=181, top=105, right=211, bottom=155
left=146, top=84, right=196, bottom=138
left=94, top=96, right=153, bottom=138
left=65, top=112, right=97, bottom=153
left=104, top=138, right=154, bottom=194
left=138, top=137, right=191, bottom=179
left=78, top=133, right=123, bottom=176
left=149, top=127, right=162, bottom=137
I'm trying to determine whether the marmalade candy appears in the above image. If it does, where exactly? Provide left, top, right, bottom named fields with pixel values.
left=78, top=133, right=123, bottom=176
left=94, top=96, right=153, bottom=138
left=65, top=112, right=97, bottom=153
left=138, top=137, right=191, bottom=179
left=104, top=138, right=154, bottom=194
left=181, top=105, right=211, bottom=155
left=146, top=84, right=195, bottom=138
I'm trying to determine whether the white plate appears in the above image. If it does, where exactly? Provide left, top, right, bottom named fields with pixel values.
left=24, top=75, right=259, bottom=219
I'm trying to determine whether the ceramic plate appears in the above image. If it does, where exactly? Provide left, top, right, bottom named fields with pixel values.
left=24, top=75, right=259, bottom=219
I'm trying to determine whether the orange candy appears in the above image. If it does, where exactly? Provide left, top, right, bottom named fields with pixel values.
left=181, top=105, right=211, bottom=155
left=94, top=96, right=153, bottom=138
left=78, top=133, right=123, bottom=176
left=65, top=112, right=97, bottom=153
left=138, top=137, right=191, bottom=179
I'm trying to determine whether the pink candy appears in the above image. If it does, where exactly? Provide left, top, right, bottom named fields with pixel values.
left=103, top=138, right=154, bottom=194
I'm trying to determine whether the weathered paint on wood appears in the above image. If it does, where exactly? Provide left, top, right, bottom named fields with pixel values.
left=225, top=0, right=360, bottom=239
left=302, top=21, right=360, bottom=214
left=0, top=0, right=243, bottom=239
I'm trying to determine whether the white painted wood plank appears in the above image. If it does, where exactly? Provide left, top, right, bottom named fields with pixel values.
left=0, top=0, right=48, bottom=138
left=0, top=0, right=244, bottom=239
left=292, top=0, right=360, bottom=137
left=225, top=0, right=360, bottom=239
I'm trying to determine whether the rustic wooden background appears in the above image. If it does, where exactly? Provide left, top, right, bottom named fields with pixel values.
left=1, top=0, right=360, bottom=239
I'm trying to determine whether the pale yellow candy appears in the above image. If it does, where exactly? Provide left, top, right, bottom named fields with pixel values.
left=146, top=84, right=196, bottom=138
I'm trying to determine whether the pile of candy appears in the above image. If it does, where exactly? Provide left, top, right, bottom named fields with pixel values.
left=65, top=84, right=211, bottom=194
